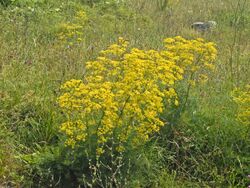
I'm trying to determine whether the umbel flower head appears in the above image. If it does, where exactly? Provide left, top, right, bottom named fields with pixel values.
left=58, top=36, right=217, bottom=155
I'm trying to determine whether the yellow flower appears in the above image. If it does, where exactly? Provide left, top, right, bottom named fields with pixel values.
left=164, top=38, right=175, bottom=43
left=58, top=36, right=217, bottom=155
left=57, top=10, right=87, bottom=46
left=232, top=85, right=250, bottom=125
left=116, top=145, right=125, bottom=152
left=96, top=147, right=105, bottom=156
left=174, top=99, right=179, bottom=106
left=164, top=36, right=217, bottom=86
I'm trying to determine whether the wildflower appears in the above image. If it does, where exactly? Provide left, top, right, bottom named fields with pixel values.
left=57, top=10, right=87, bottom=46
left=164, top=36, right=217, bottom=86
left=232, top=85, right=250, bottom=125
left=58, top=36, right=217, bottom=155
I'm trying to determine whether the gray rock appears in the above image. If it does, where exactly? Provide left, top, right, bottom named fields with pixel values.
left=191, top=21, right=217, bottom=31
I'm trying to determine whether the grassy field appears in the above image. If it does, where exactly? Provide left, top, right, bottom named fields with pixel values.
left=0, top=0, right=249, bottom=187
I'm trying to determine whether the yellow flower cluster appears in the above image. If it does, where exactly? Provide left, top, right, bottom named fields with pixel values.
left=57, top=10, right=87, bottom=46
left=60, top=120, right=87, bottom=148
left=232, top=85, right=250, bottom=125
left=164, top=36, right=217, bottom=84
left=58, top=36, right=217, bottom=155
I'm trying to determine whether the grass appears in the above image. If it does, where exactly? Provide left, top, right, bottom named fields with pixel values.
left=0, top=0, right=249, bottom=187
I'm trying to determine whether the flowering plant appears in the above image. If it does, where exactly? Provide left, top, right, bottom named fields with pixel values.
left=232, top=84, right=250, bottom=125
left=58, top=36, right=217, bottom=156
left=57, top=10, right=87, bottom=46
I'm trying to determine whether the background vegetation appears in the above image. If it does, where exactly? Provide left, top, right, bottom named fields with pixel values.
left=0, top=0, right=249, bottom=187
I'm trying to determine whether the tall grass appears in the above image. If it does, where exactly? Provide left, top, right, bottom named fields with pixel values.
left=0, top=0, right=249, bottom=187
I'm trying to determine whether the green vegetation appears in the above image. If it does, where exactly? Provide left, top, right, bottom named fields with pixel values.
left=0, top=0, right=249, bottom=187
